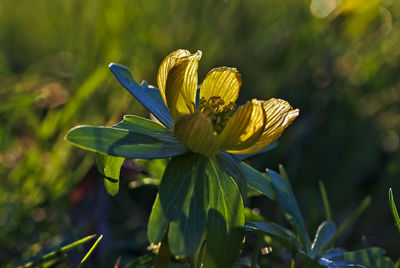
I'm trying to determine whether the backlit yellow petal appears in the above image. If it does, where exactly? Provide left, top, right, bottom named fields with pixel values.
left=220, top=99, right=265, bottom=151
left=174, top=113, right=221, bottom=157
left=200, top=67, right=241, bottom=106
left=157, top=49, right=191, bottom=106
left=165, top=51, right=202, bottom=120
left=228, top=98, right=299, bottom=155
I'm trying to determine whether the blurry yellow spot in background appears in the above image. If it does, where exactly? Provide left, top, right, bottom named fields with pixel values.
left=310, top=0, right=337, bottom=18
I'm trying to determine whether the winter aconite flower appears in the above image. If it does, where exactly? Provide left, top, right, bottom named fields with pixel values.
left=65, top=49, right=300, bottom=268
left=157, top=49, right=299, bottom=157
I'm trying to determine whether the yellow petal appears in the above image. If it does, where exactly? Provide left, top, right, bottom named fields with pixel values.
left=219, top=99, right=266, bottom=151
left=228, top=98, right=299, bottom=155
left=157, top=49, right=191, bottom=105
left=157, top=50, right=202, bottom=120
left=199, top=67, right=241, bottom=107
left=174, top=112, right=221, bottom=157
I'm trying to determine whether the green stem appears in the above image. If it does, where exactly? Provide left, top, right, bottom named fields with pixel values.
left=290, top=258, right=295, bottom=268
left=251, top=232, right=263, bottom=268
left=324, top=196, right=371, bottom=251
left=154, top=233, right=172, bottom=268
left=318, top=180, right=332, bottom=221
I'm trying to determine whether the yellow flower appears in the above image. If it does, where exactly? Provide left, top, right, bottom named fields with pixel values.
left=157, top=49, right=299, bottom=157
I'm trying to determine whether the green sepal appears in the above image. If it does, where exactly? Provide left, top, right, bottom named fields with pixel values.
left=95, top=153, right=124, bottom=196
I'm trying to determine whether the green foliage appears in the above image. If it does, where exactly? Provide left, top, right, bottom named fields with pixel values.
left=245, top=168, right=393, bottom=267
left=1, top=0, right=399, bottom=266
left=148, top=153, right=244, bottom=267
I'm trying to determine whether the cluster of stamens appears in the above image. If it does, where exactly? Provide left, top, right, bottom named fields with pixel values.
left=197, top=96, right=236, bottom=133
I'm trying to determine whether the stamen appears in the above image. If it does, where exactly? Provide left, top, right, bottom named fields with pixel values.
left=197, top=96, right=236, bottom=133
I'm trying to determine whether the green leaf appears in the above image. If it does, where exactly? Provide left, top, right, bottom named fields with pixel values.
left=157, top=153, right=209, bottom=256
left=216, top=152, right=247, bottom=200
left=201, top=158, right=245, bottom=268
left=80, top=234, right=103, bottom=265
left=329, top=247, right=391, bottom=268
left=245, top=221, right=295, bottom=249
left=321, top=247, right=393, bottom=268
left=113, top=115, right=176, bottom=143
left=310, top=221, right=336, bottom=258
left=239, top=162, right=274, bottom=200
left=148, top=153, right=245, bottom=265
left=148, top=194, right=169, bottom=244
left=266, top=169, right=311, bottom=252
left=389, top=188, right=400, bottom=236
left=65, top=125, right=187, bottom=159
left=109, top=63, right=175, bottom=128
left=96, top=153, right=124, bottom=196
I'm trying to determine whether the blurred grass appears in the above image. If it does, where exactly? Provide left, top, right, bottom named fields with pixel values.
left=0, top=0, right=399, bottom=266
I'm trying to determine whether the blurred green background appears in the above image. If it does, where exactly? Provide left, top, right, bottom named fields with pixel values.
left=1, top=0, right=399, bottom=266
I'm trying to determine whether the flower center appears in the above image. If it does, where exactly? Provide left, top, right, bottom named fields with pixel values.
left=197, top=96, right=236, bottom=133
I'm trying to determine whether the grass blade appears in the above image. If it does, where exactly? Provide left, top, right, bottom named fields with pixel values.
left=80, top=234, right=103, bottom=264
left=325, top=196, right=371, bottom=250
left=20, top=234, right=97, bottom=267
left=389, top=188, right=400, bottom=236
left=319, top=180, right=332, bottom=222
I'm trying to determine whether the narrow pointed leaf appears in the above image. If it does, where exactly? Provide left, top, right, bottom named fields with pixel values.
left=109, top=63, right=174, bottom=128
left=201, top=158, right=245, bottom=268
left=319, top=181, right=332, bottom=221
left=80, top=235, right=103, bottom=264
left=245, top=221, right=295, bottom=249
left=322, top=248, right=348, bottom=259
left=389, top=188, right=400, bottom=236
left=66, top=125, right=187, bottom=159
left=96, top=153, right=124, bottom=196
left=310, top=221, right=336, bottom=258
left=267, top=169, right=311, bottom=252
left=239, top=162, right=274, bottom=200
left=317, top=257, right=341, bottom=268
left=21, top=235, right=97, bottom=268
